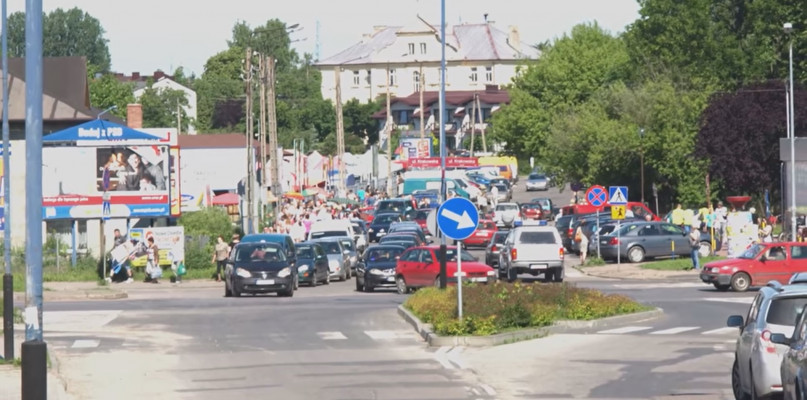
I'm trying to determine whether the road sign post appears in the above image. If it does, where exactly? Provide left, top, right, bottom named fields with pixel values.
left=608, top=187, right=628, bottom=269
left=437, top=198, right=479, bottom=320
left=586, top=186, right=607, bottom=260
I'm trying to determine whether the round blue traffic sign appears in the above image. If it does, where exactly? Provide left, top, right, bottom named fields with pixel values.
left=585, top=185, right=607, bottom=208
left=436, top=197, right=479, bottom=241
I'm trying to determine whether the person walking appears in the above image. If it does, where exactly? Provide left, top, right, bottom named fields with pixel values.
left=689, top=222, right=701, bottom=271
left=575, top=224, right=589, bottom=266
left=212, top=236, right=229, bottom=282
left=715, top=201, right=728, bottom=244
left=145, top=236, right=162, bottom=283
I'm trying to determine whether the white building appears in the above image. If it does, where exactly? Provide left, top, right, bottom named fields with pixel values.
left=129, top=73, right=198, bottom=134
left=315, top=16, right=539, bottom=103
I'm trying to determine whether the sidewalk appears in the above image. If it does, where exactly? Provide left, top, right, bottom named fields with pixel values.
left=12, top=279, right=223, bottom=302
left=0, top=334, right=74, bottom=400
left=578, top=248, right=729, bottom=280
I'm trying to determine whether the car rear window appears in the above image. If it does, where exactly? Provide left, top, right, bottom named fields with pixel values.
left=310, top=230, right=347, bottom=239
left=518, top=231, right=557, bottom=244
left=766, top=297, right=807, bottom=326
left=477, top=221, right=495, bottom=230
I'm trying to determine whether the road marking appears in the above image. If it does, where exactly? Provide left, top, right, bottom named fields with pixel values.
left=71, top=340, right=100, bottom=349
left=703, top=297, right=754, bottom=304
left=434, top=346, right=455, bottom=369
left=446, top=346, right=467, bottom=369
left=480, top=384, right=497, bottom=396
left=612, top=283, right=705, bottom=289
left=44, top=310, right=122, bottom=331
left=363, top=330, right=413, bottom=340
left=702, top=327, right=739, bottom=335
left=597, top=326, right=653, bottom=334
left=650, top=326, right=700, bottom=335
left=317, top=331, right=347, bottom=340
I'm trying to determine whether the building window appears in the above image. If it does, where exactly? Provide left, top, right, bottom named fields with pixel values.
left=408, top=43, right=415, bottom=55
left=366, top=69, right=372, bottom=85
left=352, top=70, right=360, bottom=86
left=470, top=67, right=478, bottom=83
left=420, top=43, right=427, bottom=54
left=485, top=66, right=493, bottom=82
left=413, top=71, right=421, bottom=92
left=482, top=108, right=492, bottom=121
left=389, top=69, right=397, bottom=86
left=399, top=110, right=410, bottom=124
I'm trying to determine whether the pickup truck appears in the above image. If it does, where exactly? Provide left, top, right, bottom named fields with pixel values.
left=493, top=202, right=522, bottom=228
left=498, top=226, right=565, bottom=282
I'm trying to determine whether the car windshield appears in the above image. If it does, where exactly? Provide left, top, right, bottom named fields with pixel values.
left=310, top=230, right=347, bottom=239
left=339, top=240, right=355, bottom=251
left=766, top=297, right=807, bottom=326
left=615, top=223, right=643, bottom=236
left=351, top=225, right=363, bottom=234
left=493, top=233, right=509, bottom=244
left=365, top=248, right=403, bottom=262
left=739, top=243, right=764, bottom=259
left=439, top=249, right=477, bottom=262
left=235, top=244, right=286, bottom=262
left=477, top=221, right=496, bottom=230
left=529, top=174, right=546, bottom=180
left=496, top=204, right=518, bottom=211
left=522, top=203, right=541, bottom=210
left=295, top=246, right=314, bottom=258
left=378, top=201, right=411, bottom=213
left=519, top=231, right=556, bottom=244
left=374, top=214, right=399, bottom=224
left=319, top=241, right=342, bottom=255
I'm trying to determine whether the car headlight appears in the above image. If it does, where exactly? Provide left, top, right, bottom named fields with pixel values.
left=277, top=267, right=291, bottom=278
left=487, top=270, right=496, bottom=276
left=298, top=264, right=309, bottom=272
left=368, top=228, right=374, bottom=232
left=235, top=268, right=251, bottom=278
left=329, top=260, right=339, bottom=268
left=369, top=268, right=386, bottom=275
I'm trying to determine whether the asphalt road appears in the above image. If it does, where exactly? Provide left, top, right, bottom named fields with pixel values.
left=35, top=183, right=751, bottom=400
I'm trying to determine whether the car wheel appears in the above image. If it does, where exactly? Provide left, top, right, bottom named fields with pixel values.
left=232, top=283, right=242, bottom=297
left=507, top=265, right=518, bottom=282
left=714, top=283, right=730, bottom=292
left=731, top=272, right=751, bottom=292
left=698, top=241, right=712, bottom=258
left=294, top=276, right=299, bottom=290
left=732, top=359, right=749, bottom=400
left=627, top=246, right=645, bottom=263
left=552, top=267, right=564, bottom=283
left=278, top=284, right=294, bottom=297
left=355, top=277, right=363, bottom=292
left=749, top=366, right=758, bottom=400
left=396, top=276, right=409, bottom=295
left=224, top=281, right=232, bottom=297
left=363, top=282, right=374, bottom=293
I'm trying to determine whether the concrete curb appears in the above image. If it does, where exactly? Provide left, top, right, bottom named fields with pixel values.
left=48, top=346, right=71, bottom=397
left=14, top=290, right=128, bottom=302
left=398, top=305, right=664, bottom=347
left=575, top=265, right=695, bottom=281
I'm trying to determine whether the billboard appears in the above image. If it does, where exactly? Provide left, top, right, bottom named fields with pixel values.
left=126, top=226, right=185, bottom=267
left=42, top=145, right=171, bottom=219
left=169, top=147, right=181, bottom=217
left=398, top=138, right=431, bottom=160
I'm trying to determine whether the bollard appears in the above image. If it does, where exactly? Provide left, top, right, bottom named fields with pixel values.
left=21, top=340, right=47, bottom=400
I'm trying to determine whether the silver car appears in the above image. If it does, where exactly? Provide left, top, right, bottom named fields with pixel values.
left=525, top=173, right=549, bottom=191
left=728, top=281, right=807, bottom=400
left=313, top=238, right=351, bottom=281
left=498, top=226, right=565, bottom=282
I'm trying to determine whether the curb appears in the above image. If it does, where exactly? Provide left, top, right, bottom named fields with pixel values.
left=14, top=291, right=128, bottom=302
left=575, top=265, right=696, bottom=281
left=398, top=305, right=664, bottom=347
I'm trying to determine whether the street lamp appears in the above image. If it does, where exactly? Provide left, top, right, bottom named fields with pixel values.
left=785, top=22, right=797, bottom=241
left=639, top=127, right=645, bottom=205
left=97, top=105, right=117, bottom=120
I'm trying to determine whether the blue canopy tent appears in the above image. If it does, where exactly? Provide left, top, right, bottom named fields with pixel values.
left=43, top=119, right=163, bottom=144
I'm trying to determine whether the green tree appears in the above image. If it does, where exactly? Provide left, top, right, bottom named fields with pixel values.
left=194, top=47, right=246, bottom=132
left=343, top=98, right=382, bottom=144
left=88, top=74, right=135, bottom=119
left=8, top=7, right=111, bottom=72
left=138, top=86, right=190, bottom=131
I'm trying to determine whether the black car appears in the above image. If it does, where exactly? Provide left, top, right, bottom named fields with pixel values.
left=240, top=233, right=297, bottom=265
left=379, top=234, right=421, bottom=249
left=294, top=242, right=331, bottom=286
left=485, top=231, right=510, bottom=267
left=368, top=212, right=403, bottom=242
left=225, top=242, right=297, bottom=297
left=356, top=245, right=406, bottom=292
left=388, top=224, right=429, bottom=243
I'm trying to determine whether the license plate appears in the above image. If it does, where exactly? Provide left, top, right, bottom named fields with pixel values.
left=476, top=232, right=487, bottom=237
left=470, top=277, right=488, bottom=282
left=387, top=276, right=395, bottom=282
left=530, top=264, right=548, bottom=270
left=256, top=279, right=275, bottom=285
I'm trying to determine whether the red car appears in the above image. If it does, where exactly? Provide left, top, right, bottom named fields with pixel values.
left=359, top=206, right=375, bottom=223
left=413, top=208, right=431, bottom=234
left=700, top=242, right=807, bottom=292
left=521, top=203, right=544, bottom=220
left=464, top=220, right=497, bottom=247
left=395, top=245, right=496, bottom=294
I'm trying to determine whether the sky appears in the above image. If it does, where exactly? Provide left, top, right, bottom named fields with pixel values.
left=6, top=0, right=641, bottom=77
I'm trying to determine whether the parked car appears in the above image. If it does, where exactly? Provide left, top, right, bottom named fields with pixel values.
left=498, top=225, right=565, bottom=282
left=240, top=233, right=297, bottom=265
left=312, top=238, right=351, bottom=281
left=338, top=237, right=360, bottom=275
left=525, top=173, right=549, bottom=191
left=465, top=219, right=497, bottom=248
left=355, top=245, right=407, bottom=292
left=485, top=231, right=510, bottom=267
left=772, top=290, right=807, bottom=400
left=598, top=221, right=714, bottom=264
left=489, top=177, right=511, bottom=191
left=727, top=281, right=807, bottom=400
left=531, top=197, right=554, bottom=217
left=700, top=242, right=807, bottom=292
left=520, top=202, right=544, bottom=221
left=488, top=183, right=511, bottom=203
left=224, top=242, right=297, bottom=297
left=368, top=212, right=403, bottom=242
left=294, top=242, right=331, bottom=286
left=395, top=246, right=496, bottom=293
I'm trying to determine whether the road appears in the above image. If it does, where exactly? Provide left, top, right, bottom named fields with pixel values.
left=35, top=182, right=749, bottom=400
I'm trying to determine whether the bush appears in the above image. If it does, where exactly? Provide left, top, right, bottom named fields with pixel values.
left=404, top=282, right=647, bottom=336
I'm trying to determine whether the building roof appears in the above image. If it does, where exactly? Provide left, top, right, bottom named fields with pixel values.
left=371, top=86, right=510, bottom=119
left=0, top=57, right=96, bottom=121
left=317, top=20, right=538, bottom=66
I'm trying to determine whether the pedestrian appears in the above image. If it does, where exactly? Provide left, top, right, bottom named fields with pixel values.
left=111, top=229, right=134, bottom=283
left=490, top=185, right=499, bottom=208
left=758, top=217, right=773, bottom=243
left=145, top=236, right=162, bottom=283
left=212, top=236, right=229, bottom=282
left=689, top=222, right=701, bottom=271
left=715, top=201, right=728, bottom=243
left=168, top=236, right=184, bottom=284
left=575, top=224, right=588, bottom=266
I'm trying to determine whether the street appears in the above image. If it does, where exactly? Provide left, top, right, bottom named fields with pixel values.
left=31, top=182, right=751, bottom=400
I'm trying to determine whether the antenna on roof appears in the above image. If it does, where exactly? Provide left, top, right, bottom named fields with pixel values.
left=484, top=13, right=489, bottom=23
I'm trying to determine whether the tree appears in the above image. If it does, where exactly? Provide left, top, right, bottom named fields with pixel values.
left=88, top=74, right=135, bottom=119
left=193, top=48, right=246, bottom=132
left=7, top=7, right=111, bottom=72
left=342, top=99, right=382, bottom=144
left=139, top=86, right=190, bottom=131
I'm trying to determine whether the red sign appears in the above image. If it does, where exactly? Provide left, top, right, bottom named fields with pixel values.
left=405, top=157, right=479, bottom=169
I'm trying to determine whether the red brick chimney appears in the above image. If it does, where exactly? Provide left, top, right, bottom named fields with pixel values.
left=154, top=70, right=165, bottom=81
left=132, top=72, right=140, bottom=81
left=127, top=104, right=143, bottom=129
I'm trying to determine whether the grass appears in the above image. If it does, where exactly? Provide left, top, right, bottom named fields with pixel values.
left=0, top=357, right=21, bottom=366
left=639, top=255, right=725, bottom=271
left=581, top=257, right=606, bottom=267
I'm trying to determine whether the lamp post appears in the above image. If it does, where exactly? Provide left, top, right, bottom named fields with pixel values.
left=785, top=22, right=797, bottom=241
left=97, top=105, right=117, bottom=120
left=639, top=127, right=645, bottom=205
left=2, top=0, right=12, bottom=362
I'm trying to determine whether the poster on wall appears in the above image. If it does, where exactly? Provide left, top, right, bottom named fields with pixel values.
left=169, top=147, right=181, bottom=217
left=42, top=145, right=170, bottom=219
left=124, top=226, right=185, bottom=267
left=398, top=138, right=431, bottom=160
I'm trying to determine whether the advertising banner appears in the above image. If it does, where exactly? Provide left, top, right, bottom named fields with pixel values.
left=398, top=138, right=431, bottom=160
left=406, top=157, right=479, bottom=169
left=125, top=226, right=185, bottom=267
left=169, top=147, right=181, bottom=217
left=42, top=145, right=171, bottom=219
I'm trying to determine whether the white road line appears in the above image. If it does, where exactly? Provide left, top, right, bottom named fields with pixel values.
left=597, top=326, right=653, bottom=334
left=447, top=346, right=467, bottom=369
left=71, top=340, right=100, bottom=349
left=702, top=327, right=739, bottom=335
left=480, top=384, right=497, bottom=396
left=703, top=297, right=754, bottom=304
left=613, top=283, right=705, bottom=289
left=364, top=330, right=412, bottom=340
left=650, top=327, right=700, bottom=335
left=317, top=331, right=347, bottom=340
left=434, top=346, right=455, bottom=369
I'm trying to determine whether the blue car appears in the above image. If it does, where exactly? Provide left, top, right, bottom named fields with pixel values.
left=467, top=173, right=491, bottom=186
left=368, top=212, right=403, bottom=242
left=355, top=245, right=406, bottom=292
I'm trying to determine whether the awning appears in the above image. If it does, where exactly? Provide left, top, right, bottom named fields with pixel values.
left=44, top=119, right=164, bottom=145
left=212, top=192, right=239, bottom=206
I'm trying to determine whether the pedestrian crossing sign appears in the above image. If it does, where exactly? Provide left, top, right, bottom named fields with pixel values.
left=611, top=205, right=626, bottom=220
left=609, top=186, right=628, bottom=205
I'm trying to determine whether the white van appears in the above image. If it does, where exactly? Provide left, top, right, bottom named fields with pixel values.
left=307, top=220, right=353, bottom=241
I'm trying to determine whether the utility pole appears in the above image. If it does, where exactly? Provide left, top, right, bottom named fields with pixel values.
left=476, top=94, right=487, bottom=154
left=385, top=66, right=393, bottom=195
left=244, top=47, right=254, bottom=235
left=334, top=67, right=346, bottom=196
left=2, top=0, right=15, bottom=362
left=419, top=64, right=425, bottom=140
left=176, top=101, right=181, bottom=135
left=258, top=56, right=267, bottom=224
left=267, top=57, right=280, bottom=224
left=470, top=92, right=477, bottom=156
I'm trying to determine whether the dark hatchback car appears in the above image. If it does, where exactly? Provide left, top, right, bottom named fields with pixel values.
left=485, top=231, right=510, bottom=267
left=294, top=242, right=331, bottom=286
left=368, top=212, right=403, bottom=242
left=355, top=245, right=406, bottom=292
left=225, top=242, right=297, bottom=297
left=240, top=233, right=297, bottom=265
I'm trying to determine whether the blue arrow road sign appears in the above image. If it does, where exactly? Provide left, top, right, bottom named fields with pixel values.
left=437, top=197, right=479, bottom=241
left=608, top=186, right=629, bottom=205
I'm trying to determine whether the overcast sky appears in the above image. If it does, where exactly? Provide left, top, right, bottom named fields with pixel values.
left=6, top=0, right=641, bottom=76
